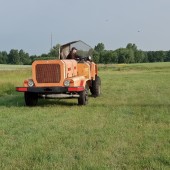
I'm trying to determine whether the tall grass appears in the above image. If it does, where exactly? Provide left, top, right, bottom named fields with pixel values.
left=0, top=64, right=31, bottom=96
left=0, top=63, right=170, bottom=169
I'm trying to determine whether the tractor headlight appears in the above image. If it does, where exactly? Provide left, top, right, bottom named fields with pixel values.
left=64, top=80, right=70, bottom=87
left=28, top=79, right=34, bottom=87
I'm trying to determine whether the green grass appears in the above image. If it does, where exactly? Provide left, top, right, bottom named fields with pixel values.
left=0, top=63, right=170, bottom=169
left=0, top=64, right=31, bottom=96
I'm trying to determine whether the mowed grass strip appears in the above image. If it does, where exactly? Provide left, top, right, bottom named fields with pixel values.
left=0, top=63, right=170, bottom=169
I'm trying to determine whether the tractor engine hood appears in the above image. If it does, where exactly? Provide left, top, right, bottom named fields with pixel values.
left=31, top=59, right=77, bottom=87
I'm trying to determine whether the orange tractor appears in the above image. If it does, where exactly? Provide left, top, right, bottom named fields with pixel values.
left=16, top=40, right=101, bottom=106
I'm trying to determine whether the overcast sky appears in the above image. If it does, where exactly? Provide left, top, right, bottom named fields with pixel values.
left=0, top=0, right=170, bottom=55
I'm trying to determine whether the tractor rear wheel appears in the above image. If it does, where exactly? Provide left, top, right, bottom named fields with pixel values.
left=90, top=75, right=101, bottom=97
left=24, top=92, right=38, bottom=106
left=78, top=85, right=88, bottom=105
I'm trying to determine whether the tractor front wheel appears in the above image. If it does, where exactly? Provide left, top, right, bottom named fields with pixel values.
left=24, top=92, right=38, bottom=106
left=78, top=85, right=88, bottom=105
left=90, top=75, right=101, bottom=97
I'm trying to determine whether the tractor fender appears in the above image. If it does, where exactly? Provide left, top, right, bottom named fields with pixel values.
left=79, top=79, right=90, bottom=88
left=65, top=76, right=88, bottom=88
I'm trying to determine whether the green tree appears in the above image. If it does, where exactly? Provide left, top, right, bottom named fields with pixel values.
left=126, top=43, right=137, bottom=51
left=41, top=54, right=48, bottom=58
left=0, top=51, right=8, bottom=64
left=147, top=51, right=156, bottom=62
left=94, top=43, right=105, bottom=53
left=92, top=51, right=100, bottom=63
left=127, top=48, right=135, bottom=63
left=110, top=51, right=118, bottom=63
left=165, top=51, right=170, bottom=62
left=19, top=50, right=31, bottom=65
left=8, top=49, right=20, bottom=64
left=30, top=55, right=38, bottom=63
left=116, top=48, right=133, bottom=63
left=154, top=51, right=165, bottom=62
left=100, top=51, right=112, bottom=64
left=48, top=44, right=60, bottom=58
left=134, top=50, right=147, bottom=63
left=126, top=43, right=133, bottom=49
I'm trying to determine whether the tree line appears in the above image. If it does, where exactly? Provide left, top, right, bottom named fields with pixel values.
left=1, top=43, right=170, bottom=65
left=93, top=43, right=170, bottom=64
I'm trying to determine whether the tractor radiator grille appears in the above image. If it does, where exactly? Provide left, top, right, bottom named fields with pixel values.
left=36, top=64, right=61, bottom=83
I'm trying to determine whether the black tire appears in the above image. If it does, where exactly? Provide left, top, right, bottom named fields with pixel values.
left=78, top=85, right=89, bottom=105
left=24, top=92, right=38, bottom=106
left=90, top=75, right=101, bottom=97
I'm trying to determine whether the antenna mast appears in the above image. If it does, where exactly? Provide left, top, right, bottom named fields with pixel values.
left=51, top=33, right=53, bottom=50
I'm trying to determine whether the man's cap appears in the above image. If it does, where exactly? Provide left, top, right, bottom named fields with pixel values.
left=71, top=47, right=77, bottom=51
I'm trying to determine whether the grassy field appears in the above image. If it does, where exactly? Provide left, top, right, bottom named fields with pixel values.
left=0, top=63, right=170, bottom=170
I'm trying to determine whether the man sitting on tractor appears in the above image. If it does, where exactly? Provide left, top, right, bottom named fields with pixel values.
left=66, top=47, right=81, bottom=60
